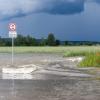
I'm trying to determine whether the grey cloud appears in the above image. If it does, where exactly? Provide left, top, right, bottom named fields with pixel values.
left=41, top=0, right=85, bottom=15
left=0, top=0, right=85, bottom=20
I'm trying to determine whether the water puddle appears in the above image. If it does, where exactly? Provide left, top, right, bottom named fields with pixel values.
left=2, top=73, right=33, bottom=80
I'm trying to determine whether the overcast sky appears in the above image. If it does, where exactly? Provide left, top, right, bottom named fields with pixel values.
left=0, top=0, right=100, bottom=41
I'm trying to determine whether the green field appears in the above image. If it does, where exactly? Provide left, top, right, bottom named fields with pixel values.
left=0, top=46, right=100, bottom=54
left=0, top=46, right=100, bottom=53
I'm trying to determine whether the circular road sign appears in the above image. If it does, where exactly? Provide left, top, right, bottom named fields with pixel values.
left=9, top=23, right=16, bottom=31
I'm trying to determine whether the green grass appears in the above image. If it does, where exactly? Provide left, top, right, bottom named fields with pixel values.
left=79, top=52, right=100, bottom=67
left=63, top=51, right=88, bottom=57
left=0, top=46, right=100, bottom=54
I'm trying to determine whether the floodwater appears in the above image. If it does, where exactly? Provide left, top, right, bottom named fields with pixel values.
left=0, top=53, right=100, bottom=100
left=0, top=78, right=100, bottom=100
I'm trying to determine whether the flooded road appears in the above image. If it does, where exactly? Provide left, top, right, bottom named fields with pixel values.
left=0, top=53, right=100, bottom=100
left=0, top=78, right=100, bottom=100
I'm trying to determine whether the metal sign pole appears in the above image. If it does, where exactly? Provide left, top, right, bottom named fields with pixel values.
left=9, top=23, right=17, bottom=66
left=12, top=37, right=14, bottom=65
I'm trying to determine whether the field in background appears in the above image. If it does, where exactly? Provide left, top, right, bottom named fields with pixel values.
left=0, top=46, right=99, bottom=55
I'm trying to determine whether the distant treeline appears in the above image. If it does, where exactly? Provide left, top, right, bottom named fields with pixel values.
left=0, top=33, right=100, bottom=46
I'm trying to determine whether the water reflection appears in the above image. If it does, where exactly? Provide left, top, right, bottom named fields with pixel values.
left=2, top=73, right=33, bottom=79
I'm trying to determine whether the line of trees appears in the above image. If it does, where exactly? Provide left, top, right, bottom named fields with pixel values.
left=0, top=33, right=60, bottom=46
left=0, top=33, right=100, bottom=46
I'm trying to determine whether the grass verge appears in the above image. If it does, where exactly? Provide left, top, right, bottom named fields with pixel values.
left=79, top=52, right=100, bottom=67
left=63, top=51, right=88, bottom=57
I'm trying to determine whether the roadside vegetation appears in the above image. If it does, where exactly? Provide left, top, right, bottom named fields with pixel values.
left=64, top=50, right=100, bottom=67
left=79, top=52, right=100, bottom=67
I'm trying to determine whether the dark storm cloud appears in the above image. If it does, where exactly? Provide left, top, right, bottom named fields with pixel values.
left=41, top=0, right=85, bottom=15
left=0, top=0, right=85, bottom=20
left=95, top=0, right=100, bottom=3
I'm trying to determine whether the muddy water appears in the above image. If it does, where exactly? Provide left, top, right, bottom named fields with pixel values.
left=0, top=53, right=100, bottom=100
left=0, top=78, right=100, bottom=100
left=0, top=53, right=62, bottom=66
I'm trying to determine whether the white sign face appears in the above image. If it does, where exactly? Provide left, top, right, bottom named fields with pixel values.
left=9, top=31, right=17, bottom=38
left=9, top=23, right=16, bottom=31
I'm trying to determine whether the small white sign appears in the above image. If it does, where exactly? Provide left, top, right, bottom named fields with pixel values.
left=9, top=31, right=17, bottom=38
